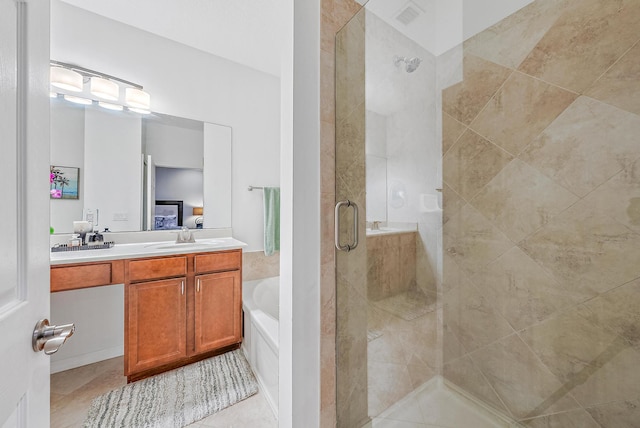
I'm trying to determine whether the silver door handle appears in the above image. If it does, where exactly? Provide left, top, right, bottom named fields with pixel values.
left=32, top=319, right=75, bottom=355
left=335, top=200, right=359, bottom=252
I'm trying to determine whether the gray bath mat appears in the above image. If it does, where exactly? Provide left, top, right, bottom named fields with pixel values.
left=84, top=350, right=258, bottom=428
left=373, top=289, right=435, bottom=321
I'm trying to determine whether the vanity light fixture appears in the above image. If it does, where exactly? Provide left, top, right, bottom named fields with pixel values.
left=50, top=60, right=151, bottom=112
left=125, top=87, right=151, bottom=110
left=50, top=66, right=83, bottom=92
left=90, top=77, right=119, bottom=101
left=128, top=107, right=151, bottom=115
left=98, top=101, right=123, bottom=111
left=63, top=95, right=92, bottom=105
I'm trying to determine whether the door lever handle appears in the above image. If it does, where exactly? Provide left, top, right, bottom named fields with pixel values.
left=32, top=319, right=75, bottom=355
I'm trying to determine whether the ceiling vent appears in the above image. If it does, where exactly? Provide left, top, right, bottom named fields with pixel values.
left=395, top=1, right=423, bottom=26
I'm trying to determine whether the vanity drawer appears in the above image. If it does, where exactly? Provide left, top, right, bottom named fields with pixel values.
left=194, top=250, right=241, bottom=274
left=128, top=256, right=187, bottom=282
left=51, top=261, right=124, bottom=292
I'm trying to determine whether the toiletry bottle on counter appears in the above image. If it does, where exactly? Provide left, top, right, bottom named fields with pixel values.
left=69, top=234, right=81, bottom=247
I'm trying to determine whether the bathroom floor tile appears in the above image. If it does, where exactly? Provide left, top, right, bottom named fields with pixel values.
left=197, top=392, right=276, bottom=427
left=50, top=357, right=276, bottom=428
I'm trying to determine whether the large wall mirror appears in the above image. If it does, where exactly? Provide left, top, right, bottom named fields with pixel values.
left=50, top=97, right=232, bottom=234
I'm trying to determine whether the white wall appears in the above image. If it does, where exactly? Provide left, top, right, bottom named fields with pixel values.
left=49, top=1, right=280, bottom=372
left=50, top=100, right=84, bottom=233
left=279, top=0, right=321, bottom=425
left=50, top=285, right=124, bottom=373
left=84, top=108, right=142, bottom=232
left=365, top=110, right=388, bottom=222
left=51, top=0, right=280, bottom=251
left=203, top=123, right=233, bottom=230
left=155, top=167, right=203, bottom=229
left=144, top=119, right=203, bottom=170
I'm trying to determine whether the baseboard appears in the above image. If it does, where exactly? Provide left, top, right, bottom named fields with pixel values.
left=50, top=346, right=124, bottom=374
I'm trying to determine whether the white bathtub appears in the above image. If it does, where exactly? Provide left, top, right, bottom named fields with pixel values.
left=243, top=276, right=279, bottom=417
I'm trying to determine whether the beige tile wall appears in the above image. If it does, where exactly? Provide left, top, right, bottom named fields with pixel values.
left=335, top=7, right=368, bottom=427
left=367, top=233, right=417, bottom=301
left=242, top=251, right=279, bottom=281
left=320, top=1, right=362, bottom=427
left=442, top=0, right=640, bottom=426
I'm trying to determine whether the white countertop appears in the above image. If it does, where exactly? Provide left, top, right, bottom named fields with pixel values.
left=50, top=237, right=248, bottom=265
left=365, top=227, right=417, bottom=237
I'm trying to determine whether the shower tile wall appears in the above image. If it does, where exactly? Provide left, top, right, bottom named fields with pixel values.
left=367, top=233, right=416, bottom=301
left=362, top=9, right=442, bottom=420
left=319, top=0, right=362, bottom=427
left=442, top=0, right=640, bottom=426
left=335, top=8, right=369, bottom=428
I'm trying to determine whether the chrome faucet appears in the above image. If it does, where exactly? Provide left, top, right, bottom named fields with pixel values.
left=176, top=226, right=195, bottom=243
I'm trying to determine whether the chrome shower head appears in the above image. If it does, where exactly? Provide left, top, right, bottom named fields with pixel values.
left=405, top=57, right=422, bottom=73
left=393, top=55, right=422, bottom=73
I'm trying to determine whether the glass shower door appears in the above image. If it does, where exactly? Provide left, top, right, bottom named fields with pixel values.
left=336, top=0, right=640, bottom=427
left=335, top=2, right=444, bottom=426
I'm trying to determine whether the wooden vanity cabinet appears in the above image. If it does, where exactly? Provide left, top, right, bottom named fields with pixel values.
left=126, top=277, right=188, bottom=374
left=50, top=260, right=124, bottom=292
left=194, top=271, right=242, bottom=354
left=124, top=249, right=242, bottom=382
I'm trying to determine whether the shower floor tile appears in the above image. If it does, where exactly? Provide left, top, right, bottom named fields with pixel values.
left=369, top=376, right=514, bottom=428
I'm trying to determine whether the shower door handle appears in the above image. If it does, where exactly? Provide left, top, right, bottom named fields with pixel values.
left=335, top=200, right=359, bottom=252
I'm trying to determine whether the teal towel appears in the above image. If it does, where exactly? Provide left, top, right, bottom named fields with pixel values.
left=263, top=187, right=280, bottom=256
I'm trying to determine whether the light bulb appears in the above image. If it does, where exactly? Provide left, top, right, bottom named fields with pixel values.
left=64, top=95, right=92, bottom=105
left=90, top=77, right=119, bottom=101
left=98, top=101, right=123, bottom=111
left=50, top=66, right=83, bottom=92
left=125, top=87, right=150, bottom=110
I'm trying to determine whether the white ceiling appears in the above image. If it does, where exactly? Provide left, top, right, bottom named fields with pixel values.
left=59, top=0, right=533, bottom=81
left=60, top=0, right=286, bottom=77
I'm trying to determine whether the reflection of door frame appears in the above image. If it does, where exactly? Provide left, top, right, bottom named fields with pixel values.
left=142, top=154, right=156, bottom=231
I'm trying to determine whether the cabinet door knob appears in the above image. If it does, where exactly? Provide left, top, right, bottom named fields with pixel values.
left=181, top=280, right=185, bottom=295
left=197, top=278, right=201, bottom=292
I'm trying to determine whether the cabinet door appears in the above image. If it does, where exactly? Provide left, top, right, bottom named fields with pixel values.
left=127, top=277, right=187, bottom=375
left=194, top=271, right=242, bottom=354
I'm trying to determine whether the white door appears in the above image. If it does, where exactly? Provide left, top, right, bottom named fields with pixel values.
left=0, top=0, right=52, bottom=426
